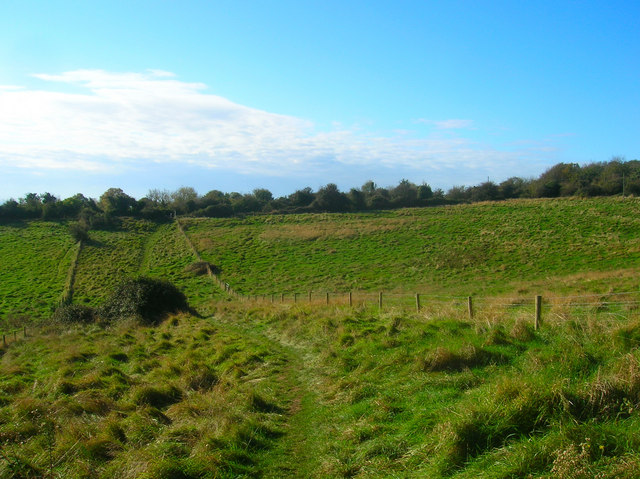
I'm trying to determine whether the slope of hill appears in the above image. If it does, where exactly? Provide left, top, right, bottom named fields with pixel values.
left=0, top=221, right=75, bottom=320
left=2, top=197, right=640, bottom=323
left=2, top=197, right=640, bottom=477
left=182, top=196, right=640, bottom=297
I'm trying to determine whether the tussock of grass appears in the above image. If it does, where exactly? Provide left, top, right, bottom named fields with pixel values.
left=0, top=313, right=293, bottom=478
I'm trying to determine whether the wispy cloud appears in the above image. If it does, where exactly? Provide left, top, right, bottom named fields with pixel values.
left=417, top=118, right=474, bottom=129
left=0, top=70, right=549, bottom=186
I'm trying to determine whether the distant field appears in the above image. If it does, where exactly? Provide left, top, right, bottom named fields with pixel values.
left=72, top=218, right=223, bottom=311
left=181, top=197, right=640, bottom=297
left=3, top=197, right=640, bottom=324
left=0, top=221, right=75, bottom=321
left=0, top=219, right=223, bottom=324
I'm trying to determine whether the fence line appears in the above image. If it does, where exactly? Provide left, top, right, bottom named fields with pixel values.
left=1, top=326, right=28, bottom=347
left=239, top=288, right=640, bottom=329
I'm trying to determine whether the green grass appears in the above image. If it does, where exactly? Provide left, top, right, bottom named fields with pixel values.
left=0, top=221, right=75, bottom=322
left=72, top=218, right=158, bottom=307
left=209, top=301, right=640, bottom=478
left=140, top=222, right=218, bottom=309
left=71, top=219, right=226, bottom=310
left=2, top=197, right=640, bottom=476
left=181, top=197, right=640, bottom=297
left=0, top=314, right=295, bottom=478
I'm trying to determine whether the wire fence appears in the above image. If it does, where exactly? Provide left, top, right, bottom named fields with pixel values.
left=239, top=289, right=640, bottom=327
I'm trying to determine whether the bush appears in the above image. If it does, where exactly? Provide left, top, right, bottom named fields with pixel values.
left=100, top=277, right=188, bottom=325
left=52, top=303, right=96, bottom=324
left=69, top=222, right=90, bottom=242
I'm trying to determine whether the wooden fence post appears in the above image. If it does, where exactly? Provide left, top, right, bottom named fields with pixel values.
left=379, top=292, right=383, bottom=309
left=281, top=293, right=285, bottom=303
left=468, top=296, right=474, bottom=320
left=23, top=326, right=27, bottom=338
left=294, top=293, right=298, bottom=304
left=535, top=295, right=542, bottom=330
left=326, top=292, right=330, bottom=305
left=349, top=291, right=352, bottom=307
left=415, top=293, right=421, bottom=312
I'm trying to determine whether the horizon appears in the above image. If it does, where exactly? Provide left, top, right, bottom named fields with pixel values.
left=1, top=1, right=638, bottom=201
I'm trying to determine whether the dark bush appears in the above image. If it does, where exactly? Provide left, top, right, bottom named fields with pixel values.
left=69, top=222, right=90, bottom=242
left=52, top=303, right=96, bottom=324
left=100, top=277, right=188, bottom=325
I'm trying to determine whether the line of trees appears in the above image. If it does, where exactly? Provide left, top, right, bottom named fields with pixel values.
left=1, top=158, right=639, bottom=223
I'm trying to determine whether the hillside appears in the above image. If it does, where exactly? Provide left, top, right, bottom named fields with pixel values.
left=1, top=197, right=640, bottom=477
left=184, top=196, right=640, bottom=298
left=2, top=197, right=640, bottom=322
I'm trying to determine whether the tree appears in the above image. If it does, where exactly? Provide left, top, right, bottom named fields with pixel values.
left=499, top=177, right=528, bottom=199
left=252, top=188, right=273, bottom=204
left=288, top=187, right=315, bottom=208
left=99, top=188, right=137, bottom=215
left=312, top=184, right=350, bottom=212
left=417, top=183, right=433, bottom=201
left=170, top=187, right=199, bottom=214
left=147, top=189, right=171, bottom=206
left=446, top=186, right=471, bottom=202
left=470, top=181, right=501, bottom=202
left=390, top=179, right=418, bottom=207
left=231, top=194, right=261, bottom=214
left=347, top=188, right=366, bottom=211
left=20, top=193, right=42, bottom=218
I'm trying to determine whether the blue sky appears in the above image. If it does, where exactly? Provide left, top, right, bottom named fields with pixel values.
left=0, top=0, right=638, bottom=201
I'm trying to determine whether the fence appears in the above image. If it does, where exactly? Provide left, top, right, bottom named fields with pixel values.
left=240, top=290, right=640, bottom=328
left=1, top=326, right=28, bottom=347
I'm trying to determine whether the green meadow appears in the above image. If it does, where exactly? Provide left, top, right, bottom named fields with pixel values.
left=181, top=196, right=640, bottom=298
left=2, top=196, right=640, bottom=477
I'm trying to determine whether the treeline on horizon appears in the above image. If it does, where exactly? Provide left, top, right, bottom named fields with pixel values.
left=1, top=158, right=638, bottom=224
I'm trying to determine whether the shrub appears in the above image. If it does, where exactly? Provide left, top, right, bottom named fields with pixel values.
left=52, top=303, right=96, bottom=324
left=100, top=277, right=188, bottom=325
left=68, top=222, right=90, bottom=242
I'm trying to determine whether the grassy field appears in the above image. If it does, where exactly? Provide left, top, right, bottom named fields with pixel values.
left=2, top=302, right=639, bottom=478
left=2, top=197, right=640, bottom=476
left=217, top=302, right=640, bottom=478
left=181, top=197, right=640, bottom=298
left=0, top=314, right=297, bottom=478
left=0, top=221, right=76, bottom=322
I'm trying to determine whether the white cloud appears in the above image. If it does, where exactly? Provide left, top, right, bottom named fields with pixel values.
left=417, top=118, right=474, bottom=129
left=0, top=70, right=547, bottom=183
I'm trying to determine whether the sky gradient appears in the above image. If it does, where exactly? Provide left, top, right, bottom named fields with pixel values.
left=1, top=0, right=638, bottom=201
